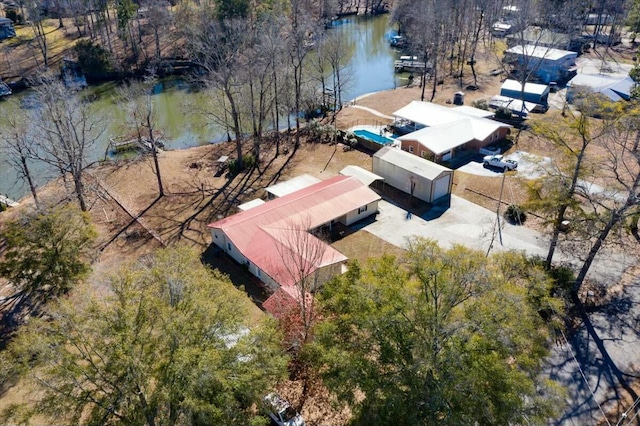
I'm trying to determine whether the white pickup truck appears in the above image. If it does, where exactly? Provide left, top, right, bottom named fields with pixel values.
left=483, top=154, right=518, bottom=171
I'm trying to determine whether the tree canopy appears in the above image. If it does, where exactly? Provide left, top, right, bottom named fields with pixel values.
left=0, top=203, right=97, bottom=319
left=310, top=239, right=565, bottom=425
left=0, top=246, right=288, bottom=426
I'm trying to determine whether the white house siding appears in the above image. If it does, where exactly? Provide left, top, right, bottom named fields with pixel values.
left=344, top=200, right=379, bottom=225
left=211, top=229, right=227, bottom=251
left=211, top=228, right=246, bottom=265
left=253, top=267, right=278, bottom=292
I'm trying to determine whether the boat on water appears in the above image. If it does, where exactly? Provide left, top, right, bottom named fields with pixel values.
left=0, top=79, right=12, bottom=98
left=390, top=35, right=406, bottom=48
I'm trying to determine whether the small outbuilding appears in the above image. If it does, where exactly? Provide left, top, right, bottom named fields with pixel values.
left=265, top=173, right=321, bottom=200
left=504, top=45, right=578, bottom=84
left=372, top=146, right=453, bottom=203
left=0, top=17, right=15, bottom=40
left=500, top=79, right=550, bottom=107
left=339, top=165, right=384, bottom=187
left=489, top=96, right=539, bottom=118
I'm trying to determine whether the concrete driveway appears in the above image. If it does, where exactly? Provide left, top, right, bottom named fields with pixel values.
left=457, top=150, right=553, bottom=179
left=355, top=195, right=549, bottom=256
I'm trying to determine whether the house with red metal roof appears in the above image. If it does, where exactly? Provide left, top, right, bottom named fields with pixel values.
left=207, top=175, right=381, bottom=316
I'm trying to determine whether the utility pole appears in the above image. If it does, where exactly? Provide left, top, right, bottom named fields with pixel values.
left=487, top=171, right=507, bottom=257
left=496, top=171, right=506, bottom=246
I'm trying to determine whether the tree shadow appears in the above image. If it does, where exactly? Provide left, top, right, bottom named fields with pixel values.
left=99, top=194, right=163, bottom=251
left=549, top=288, right=640, bottom=425
left=158, top=141, right=306, bottom=245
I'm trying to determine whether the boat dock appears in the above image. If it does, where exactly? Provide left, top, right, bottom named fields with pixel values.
left=0, top=195, right=19, bottom=208
left=109, top=137, right=139, bottom=153
left=394, top=58, right=428, bottom=73
left=109, top=136, right=165, bottom=154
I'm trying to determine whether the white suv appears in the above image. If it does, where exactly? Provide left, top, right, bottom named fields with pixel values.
left=263, top=393, right=305, bottom=426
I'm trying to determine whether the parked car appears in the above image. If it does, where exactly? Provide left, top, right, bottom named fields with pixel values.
left=479, top=145, right=501, bottom=156
left=263, top=393, right=305, bottom=426
left=483, top=154, right=518, bottom=171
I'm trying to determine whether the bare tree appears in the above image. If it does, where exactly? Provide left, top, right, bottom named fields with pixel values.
left=572, top=117, right=640, bottom=294
left=141, top=0, right=172, bottom=60
left=526, top=100, right=640, bottom=295
left=261, top=13, right=289, bottom=156
left=240, top=18, right=279, bottom=165
left=0, top=109, right=40, bottom=208
left=271, top=217, right=335, bottom=410
left=185, top=18, right=252, bottom=170
left=308, top=30, right=352, bottom=124
left=30, top=79, right=106, bottom=211
left=286, top=0, right=321, bottom=149
left=528, top=112, right=601, bottom=270
left=117, top=73, right=165, bottom=197
left=27, top=0, right=49, bottom=67
left=321, top=30, right=353, bottom=115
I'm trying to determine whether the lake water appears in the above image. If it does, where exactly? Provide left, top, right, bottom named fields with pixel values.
left=0, top=14, right=403, bottom=202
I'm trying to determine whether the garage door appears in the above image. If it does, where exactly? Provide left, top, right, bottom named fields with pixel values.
left=432, top=174, right=451, bottom=201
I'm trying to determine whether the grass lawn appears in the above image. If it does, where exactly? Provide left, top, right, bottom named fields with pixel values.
left=332, top=229, right=405, bottom=265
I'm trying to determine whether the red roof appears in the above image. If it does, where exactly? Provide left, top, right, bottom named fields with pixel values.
left=262, top=287, right=299, bottom=319
left=208, top=175, right=380, bottom=287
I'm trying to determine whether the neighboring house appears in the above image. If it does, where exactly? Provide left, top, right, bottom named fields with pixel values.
left=505, top=27, right=576, bottom=51
left=207, top=175, right=381, bottom=315
left=0, top=17, right=15, bottom=40
left=491, top=5, right=521, bottom=36
left=372, top=146, right=453, bottom=203
left=566, top=73, right=634, bottom=103
left=392, top=101, right=511, bottom=162
left=500, top=79, right=550, bottom=106
left=505, top=45, right=578, bottom=83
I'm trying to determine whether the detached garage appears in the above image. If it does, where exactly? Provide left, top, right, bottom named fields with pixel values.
left=373, top=146, right=453, bottom=203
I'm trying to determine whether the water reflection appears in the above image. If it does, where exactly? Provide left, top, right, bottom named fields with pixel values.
left=0, top=14, right=402, bottom=200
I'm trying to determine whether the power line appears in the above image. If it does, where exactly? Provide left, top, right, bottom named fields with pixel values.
left=560, top=329, right=612, bottom=426
left=617, top=395, right=640, bottom=426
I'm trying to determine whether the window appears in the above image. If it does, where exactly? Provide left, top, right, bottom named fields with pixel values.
left=409, top=146, right=414, bottom=153
left=214, top=234, right=218, bottom=239
left=257, top=269, right=261, bottom=277
left=227, top=242, right=231, bottom=251
left=358, top=205, right=368, bottom=214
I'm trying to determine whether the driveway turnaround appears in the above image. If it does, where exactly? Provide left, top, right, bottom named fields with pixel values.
left=356, top=195, right=635, bottom=287
left=356, top=195, right=548, bottom=256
